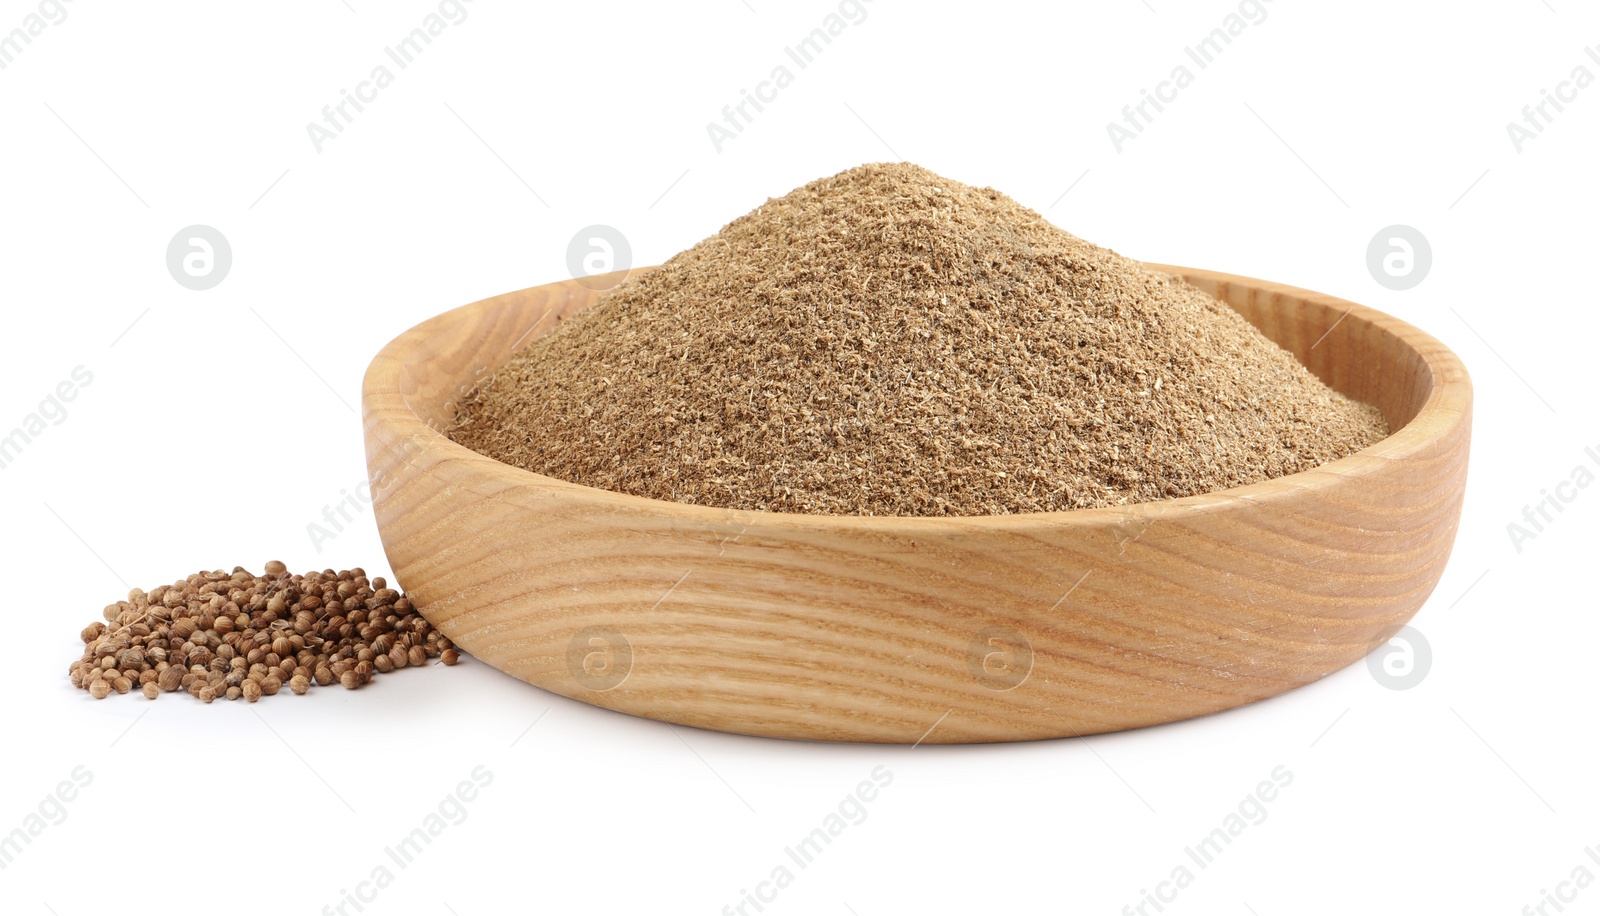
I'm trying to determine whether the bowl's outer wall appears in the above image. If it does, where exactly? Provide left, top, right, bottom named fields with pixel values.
left=362, top=267, right=1471, bottom=743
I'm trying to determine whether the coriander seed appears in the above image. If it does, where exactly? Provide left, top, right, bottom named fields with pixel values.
left=69, top=562, right=461, bottom=704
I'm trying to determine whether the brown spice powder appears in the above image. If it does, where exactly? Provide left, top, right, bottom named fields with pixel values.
left=451, top=163, right=1387, bottom=516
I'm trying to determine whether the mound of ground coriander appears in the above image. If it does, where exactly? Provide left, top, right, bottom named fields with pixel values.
left=451, top=163, right=1387, bottom=516
left=70, top=562, right=459, bottom=702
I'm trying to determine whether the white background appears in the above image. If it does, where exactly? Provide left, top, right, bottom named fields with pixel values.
left=2, top=1, right=1596, bottom=914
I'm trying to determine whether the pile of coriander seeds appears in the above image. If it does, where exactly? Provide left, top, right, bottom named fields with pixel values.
left=70, top=561, right=459, bottom=703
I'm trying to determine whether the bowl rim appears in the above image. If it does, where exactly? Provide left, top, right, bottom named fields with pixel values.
left=362, top=264, right=1472, bottom=533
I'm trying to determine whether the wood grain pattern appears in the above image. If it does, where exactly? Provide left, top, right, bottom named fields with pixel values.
left=362, top=266, right=1472, bottom=743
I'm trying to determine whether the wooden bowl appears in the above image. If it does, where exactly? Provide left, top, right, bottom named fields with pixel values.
left=363, top=266, right=1471, bottom=743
